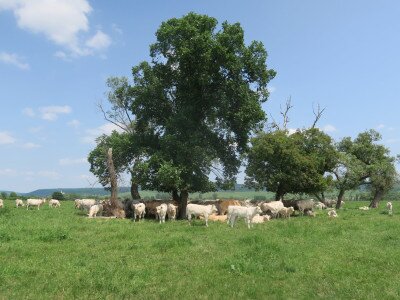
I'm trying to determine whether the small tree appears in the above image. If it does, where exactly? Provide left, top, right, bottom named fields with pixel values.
left=1, top=192, right=7, bottom=199
left=51, top=191, right=64, bottom=201
left=8, top=192, right=17, bottom=200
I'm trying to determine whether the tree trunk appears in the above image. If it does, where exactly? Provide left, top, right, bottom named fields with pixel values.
left=369, top=189, right=384, bottom=208
left=177, top=190, right=189, bottom=220
left=275, top=184, right=285, bottom=200
left=104, top=148, right=125, bottom=218
left=107, top=148, right=118, bottom=206
left=336, top=189, right=345, bottom=209
left=130, top=182, right=141, bottom=200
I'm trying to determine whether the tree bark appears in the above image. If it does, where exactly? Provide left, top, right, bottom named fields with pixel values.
left=107, top=148, right=118, bottom=206
left=177, top=190, right=189, bottom=220
left=275, top=184, right=285, bottom=200
left=130, top=182, right=141, bottom=200
left=369, top=189, right=384, bottom=208
left=104, top=148, right=125, bottom=218
left=336, top=189, right=345, bottom=209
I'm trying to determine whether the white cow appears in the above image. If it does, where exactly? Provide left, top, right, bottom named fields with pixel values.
left=226, top=205, right=243, bottom=224
left=186, top=204, right=218, bottom=227
left=167, top=203, right=178, bottom=220
left=314, top=202, right=326, bottom=210
left=49, top=199, right=61, bottom=208
left=260, top=200, right=284, bottom=217
left=156, top=204, right=168, bottom=224
left=88, top=204, right=103, bottom=218
left=0, top=199, right=3, bottom=208
left=133, top=203, right=146, bottom=222
left=15, top=199, right=24, bottom=207
left=77, top=199, right=96, bottom=210
left=328, top=209, right=338, bottom=218
left=387, top=202, right=393, bottom=215
left=228, top=206, right=263, bottom=229
left=26, top=198, right=46, bottom=210
left=279, top=207, right=295, bottom=218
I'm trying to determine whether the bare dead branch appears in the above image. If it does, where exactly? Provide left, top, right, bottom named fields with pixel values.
left=97, top=102, right=128, bottom=133
left=311, top=103, right=326, bottom=128
left=280, top=97, right=293, bottom=130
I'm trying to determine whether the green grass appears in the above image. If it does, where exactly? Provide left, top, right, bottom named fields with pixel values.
left=1, top=200, right=400, bottom=299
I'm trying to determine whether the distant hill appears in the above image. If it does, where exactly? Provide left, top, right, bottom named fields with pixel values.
left=1, top=187, right=130, bottom=197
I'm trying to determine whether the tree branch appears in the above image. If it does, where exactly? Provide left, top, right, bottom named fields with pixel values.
left=311, top=103, right=326, bottom=128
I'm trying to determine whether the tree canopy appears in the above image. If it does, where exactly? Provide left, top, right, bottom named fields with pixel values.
left=127, top=12, right=275, bottom=216
left=245, top=128, right=337, bottom=200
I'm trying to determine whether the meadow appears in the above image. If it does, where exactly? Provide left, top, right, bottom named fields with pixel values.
left=0, top=200, right=400, bottom=299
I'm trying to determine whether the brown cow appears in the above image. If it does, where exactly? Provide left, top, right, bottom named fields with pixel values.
left=216, top=199, right=242, bottom=215
left=142, top=199, right=179, bottom=218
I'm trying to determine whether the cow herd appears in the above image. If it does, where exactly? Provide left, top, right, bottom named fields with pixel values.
left=0, top=197, right=394, bottom=228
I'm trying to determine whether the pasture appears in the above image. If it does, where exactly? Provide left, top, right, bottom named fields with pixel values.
left=1, top=200, right=400, bottom=299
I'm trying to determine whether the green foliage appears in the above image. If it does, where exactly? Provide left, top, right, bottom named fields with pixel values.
left=335, top=130, right=398, bottom=201
left=246, top=128, right=337, bottom=198
left=1, top=192, right=7, bottom=199
left=130, top=12, right=275, bottom=198
left=8, top=192, right=17, bottom=200
left=51, top=191, right=65, bottom=201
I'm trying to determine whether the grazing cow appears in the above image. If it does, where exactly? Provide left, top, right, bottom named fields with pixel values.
left=297, top=199, right=315, bottom=215
left=279, top=207, right=295, bottom=218
left=216, top=199, right=242, bottom=215
left=88, top=204, right=103, bottom=218
left=186, top=204, right=218, bottom=227
left=167, top=203, right=178, bottom=220
left=26, top=199, right=46, bottom=210
left=328, top=209, right=338, bottom=218
left=260, top=200, right=284, bottom=218
left=387, top=202, right=393, bottom=215
left=49, top=199, right=61, bottom=208
left=0, top=199, right=3, bottom=208
left=156, top=204, right=168, bottom=224
left=15, top=199, right=24, bottom=207
left=228, top=206, right=263, bottom=229
left=133, top=203, right=146, bottom=222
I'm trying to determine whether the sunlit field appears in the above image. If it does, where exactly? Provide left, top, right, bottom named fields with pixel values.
left=1, top=200, right=400, bottom=299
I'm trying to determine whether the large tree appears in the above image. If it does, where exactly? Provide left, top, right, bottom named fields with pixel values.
left=245, top=128, right=337, bottom=200
left=130, top=13, right=275, bottom=218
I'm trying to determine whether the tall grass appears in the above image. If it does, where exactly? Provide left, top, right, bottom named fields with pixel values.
left=0, top=200, right=399, bottom=299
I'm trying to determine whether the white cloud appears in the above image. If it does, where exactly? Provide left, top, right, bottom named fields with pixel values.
left=0, top=131, right=16, bottom=144
left=39, top=105, right=71, bottom=121
left=22, top=107, right=35, bottom=117
left=0, top=52, right=29, bottom=69
left=82, top=123, right=124, bottom=144
left=67, top=119, right=80, bottom=128
left=111, top=23, right=122, bottom=35
left=86, top=30, right=111, bottom=50
left=376, top=124, right=385, bottom=130
left=59, top=157, right=87, bottom=166
left=0, top=0, right=111, bottom=57
left=28, top=126, right=42, bottom=133
left=322, top=124, right=337, bottom=133
left=22, top=142, right=41, bottom=149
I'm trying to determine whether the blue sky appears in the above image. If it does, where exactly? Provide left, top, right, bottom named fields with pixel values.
left=1, top=0, right=399, bottom=192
